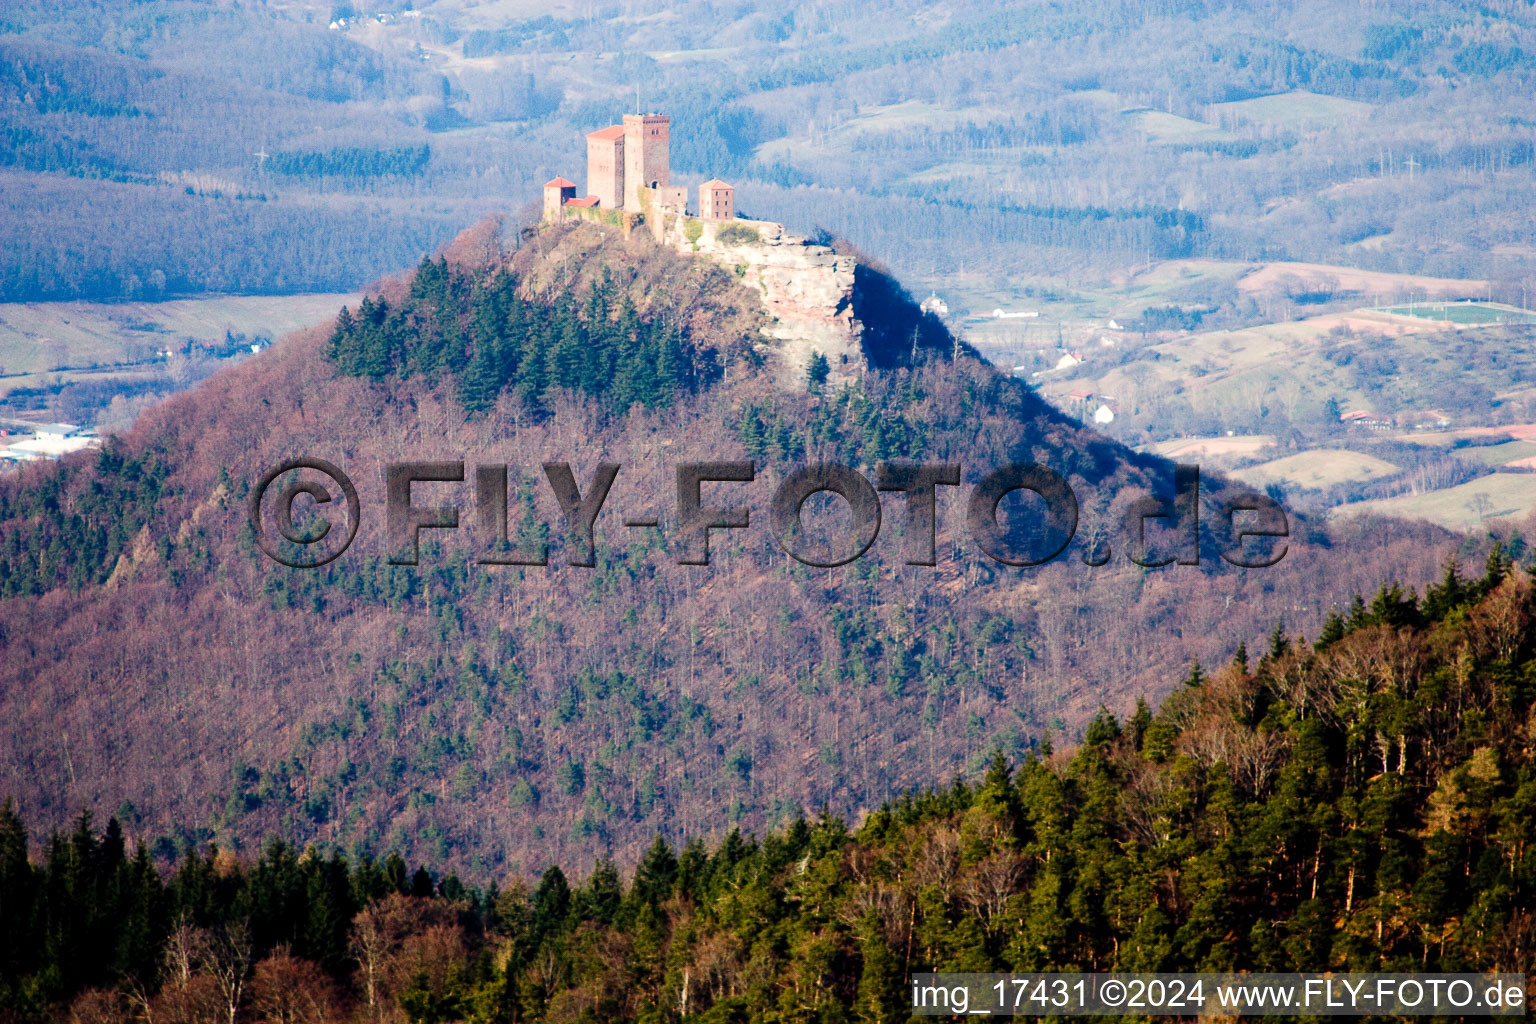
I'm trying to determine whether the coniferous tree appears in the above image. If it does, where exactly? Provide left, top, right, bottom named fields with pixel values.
left=1315, top=609, right=1345, bottom=649
left=806, top=351, right=830, bottom=394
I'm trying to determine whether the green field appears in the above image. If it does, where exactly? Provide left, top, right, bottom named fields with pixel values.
left=754, top=100, right=1017, bottom=173
left=1122, top=109, right=1235, bottom=144
left=0, top=293, right=358, bottom=377
left=1377, top=301, right=1536, bottom=325
left=1234, top=449, right=1400, bottom=490
left=1334, top=472, right=1536, bottom=531
left=917, top=258, right=1254, bottom=331
left=1212, top=89, right=1373, bottom=126
left=647, top=47, right=740, bottom=63
left=1456, top=440, right=1536, bottom=466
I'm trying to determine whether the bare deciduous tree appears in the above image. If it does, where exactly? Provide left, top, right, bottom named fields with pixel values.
left=248, top=948, right=342, bottom=1024
left=960, top=852, right=1026, bottom=938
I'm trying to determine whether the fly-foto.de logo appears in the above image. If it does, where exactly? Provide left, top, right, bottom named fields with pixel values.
left=247, top=459, right=1288, bottom=571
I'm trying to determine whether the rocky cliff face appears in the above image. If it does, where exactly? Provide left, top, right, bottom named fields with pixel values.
left=661, top=216, right=866, bottom=386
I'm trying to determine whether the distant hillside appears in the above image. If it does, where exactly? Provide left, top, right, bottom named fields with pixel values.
left=0, top=220, right=1457, bottom=878
left=4, top=0, right=1536, bottom=299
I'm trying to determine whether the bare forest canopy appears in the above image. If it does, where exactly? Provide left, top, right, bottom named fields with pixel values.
left=3, top=0, right=1536, bottom=301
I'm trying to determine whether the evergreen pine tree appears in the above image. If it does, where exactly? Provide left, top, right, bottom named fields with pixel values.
left=1423, top=559, right=1464, bottom=621
left=1316, top=609, right=1345, bottom=649
left=1478, top=541, right=1510, bottom=595
left=0, top=798, right=35, bottom=983
left=1345, top=593, right=1368, bottom=631
left=580, top=859, right=622, bottom=924
left=630, top=836, right=677, bottom=912
left=854, top=912, right=902, bottom=1024
left=1129, top=696, right=1153, bottom=751
left=806, top=351, right=830, bottom=394
left=531, top=866, right=570, bottom=939
left=1265, top=620, right=1288, bottom=662
left=382, top=852, right=408, bottom=894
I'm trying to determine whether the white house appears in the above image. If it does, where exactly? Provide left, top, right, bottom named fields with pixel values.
left=35, top=423, right=81, bottom=440
left=2, top=432, right=99, bottom=462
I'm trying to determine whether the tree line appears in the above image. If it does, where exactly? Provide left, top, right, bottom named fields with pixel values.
left=267, top=146, right=431, bottom=181
left=326, top=257, right=725, bottom=415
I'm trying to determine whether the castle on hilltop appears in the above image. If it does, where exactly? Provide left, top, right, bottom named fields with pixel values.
left=543, top=112, right=734, bottom=223
left=541, top=112, right=867, bottom=389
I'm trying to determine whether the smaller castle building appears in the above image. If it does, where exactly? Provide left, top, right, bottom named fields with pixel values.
left=698, top=180, right=734, bottom=220
left=542, top=177, right=576, bottom=216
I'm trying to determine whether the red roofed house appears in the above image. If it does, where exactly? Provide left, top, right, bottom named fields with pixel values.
left=543, top=177, right=577, bottom=217
left=699, top=179, right=734, bottom=220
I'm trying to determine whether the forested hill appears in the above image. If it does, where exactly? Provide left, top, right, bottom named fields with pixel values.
left=0, top=219, right=1460, bottom=880
left=3, top=555, right=1532, bottom=1022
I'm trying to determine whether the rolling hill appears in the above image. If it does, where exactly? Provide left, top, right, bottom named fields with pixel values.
left=0, top=219, right=1458, bottom=880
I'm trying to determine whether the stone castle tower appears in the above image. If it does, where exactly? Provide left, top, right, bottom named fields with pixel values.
left=584, top=125, right=625, bottom=210
left=622, top=113, right=669, bottom=212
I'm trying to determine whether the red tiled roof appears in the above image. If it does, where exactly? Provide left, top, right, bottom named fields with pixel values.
left=586, top=125, right=624, bottom=141
left=564, top=196, right=600, bottom=207
left=544, top=177, right=576, bottom=188
left=1067, top=390, right=1093, bottom=399
left=699, top=178, right=733, bottom=189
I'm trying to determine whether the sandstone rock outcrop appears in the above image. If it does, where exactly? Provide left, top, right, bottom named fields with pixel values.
left=660, top=215, right=866, bottom=387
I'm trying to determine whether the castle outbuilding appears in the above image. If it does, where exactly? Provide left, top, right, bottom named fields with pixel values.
left=542, top=177, right=576, bottom=216
left=699, top=180, right=734, bottom=220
